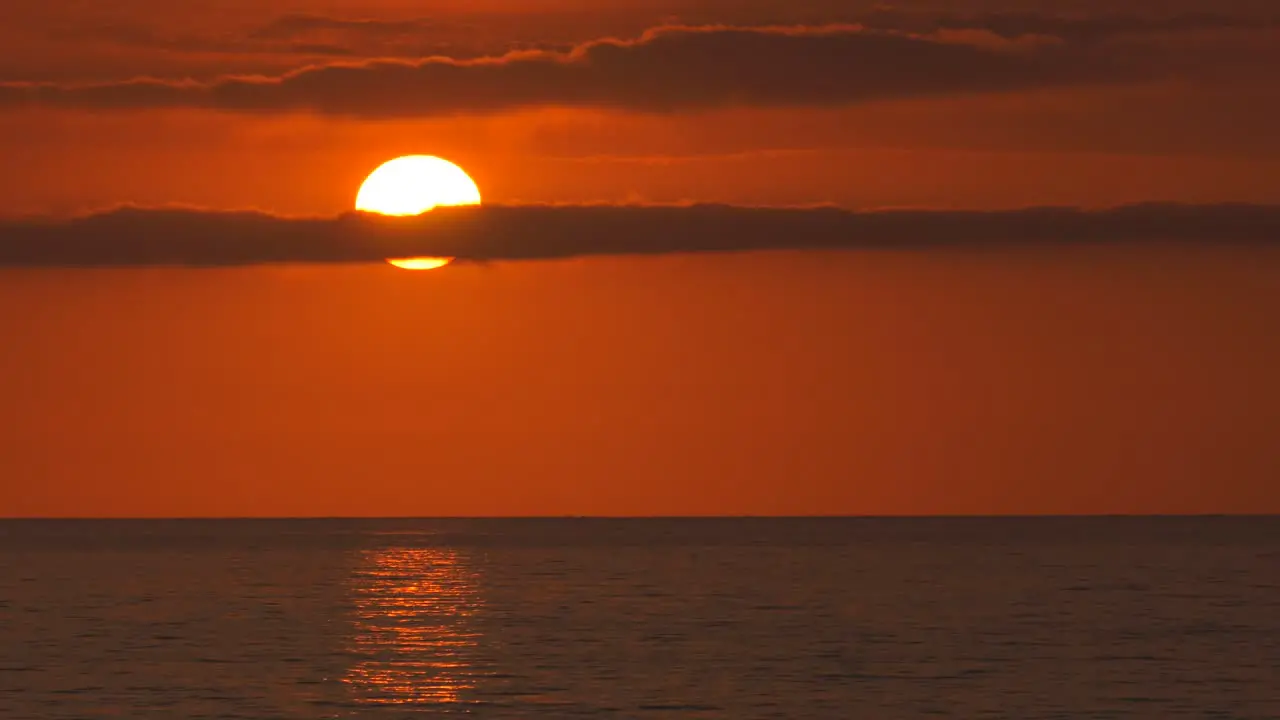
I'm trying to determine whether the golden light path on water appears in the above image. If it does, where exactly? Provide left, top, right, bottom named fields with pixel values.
left=343, top=547, right=483, bottom=706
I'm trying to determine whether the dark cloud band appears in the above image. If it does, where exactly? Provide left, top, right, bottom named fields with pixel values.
left=1, top=203, right=1277, bottom=267
left=0, top=25, right=1093, bottom=117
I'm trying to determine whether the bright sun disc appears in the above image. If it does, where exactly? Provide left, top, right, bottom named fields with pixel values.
left=355, top=155, right=480, bottom=270
left=386, top=257, right=453, bottom=270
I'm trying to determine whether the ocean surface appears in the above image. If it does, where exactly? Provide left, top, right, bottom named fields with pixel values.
left=0, top=517, right=1276, bottom=719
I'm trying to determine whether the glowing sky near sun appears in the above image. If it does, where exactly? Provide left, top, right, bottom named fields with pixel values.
left=1, top=0, right=1278, bottom=517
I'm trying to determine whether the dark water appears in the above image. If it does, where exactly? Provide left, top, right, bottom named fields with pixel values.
left=0, top=517, right=1276, bottom=719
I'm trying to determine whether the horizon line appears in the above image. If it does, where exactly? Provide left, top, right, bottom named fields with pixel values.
left=2, top=513, right=1276, bottom=521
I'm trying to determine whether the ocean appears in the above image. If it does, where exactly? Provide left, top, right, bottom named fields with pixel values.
left=1, top=517, right=1276, bottom=718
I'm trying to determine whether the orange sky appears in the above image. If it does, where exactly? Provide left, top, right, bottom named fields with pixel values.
left=1, top=0, right=1278, bottom=516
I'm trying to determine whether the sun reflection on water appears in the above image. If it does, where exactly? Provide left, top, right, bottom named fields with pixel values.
left=343, top=547, right=483, bottom=706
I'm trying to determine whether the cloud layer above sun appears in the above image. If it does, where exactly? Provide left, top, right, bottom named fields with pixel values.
left=0, top=18, right=1275, bottom=117
left=2, top=203, right=1277, bottom=267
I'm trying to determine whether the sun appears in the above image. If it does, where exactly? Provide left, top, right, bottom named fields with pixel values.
left=355, top=155, right=480, bottom=270
left=384, top=257, right=453, bottom=270
left=356, top=155, right=480, bottom=216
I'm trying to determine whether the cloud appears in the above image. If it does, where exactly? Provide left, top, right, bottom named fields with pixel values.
left=1, top=203, right=1276, bottom=268
left=36, top=17, right=465, bottom=63
left=0, top=25, right=1114, bottom=117
left=248, top=14, right=443, bottom=41
left=857, top=10, right=1272, bottom=43
left=55, top=10, right=1271, bottom=57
